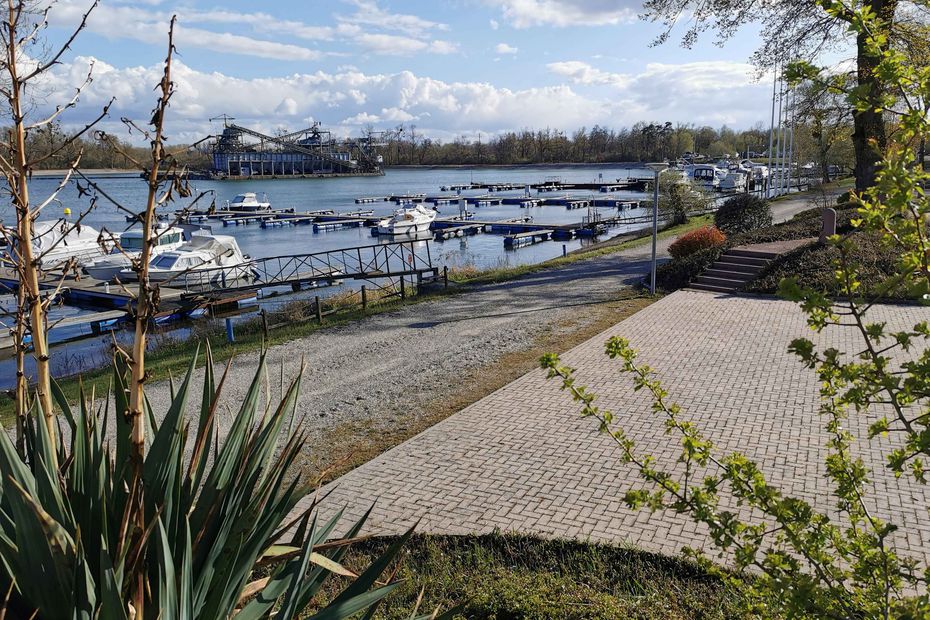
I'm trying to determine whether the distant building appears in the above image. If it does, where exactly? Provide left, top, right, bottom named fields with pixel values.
left=208, top=120, right=384, bottom=179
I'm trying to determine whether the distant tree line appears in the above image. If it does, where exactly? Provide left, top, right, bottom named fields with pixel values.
left=374, top=120, right=854, bottom=173
left=16, top=122, right=211, bottom=170
left=18, top=117, right=856, bottom=178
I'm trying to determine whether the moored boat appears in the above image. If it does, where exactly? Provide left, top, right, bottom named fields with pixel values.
left=224, top=192, right=271, bottom=212
left=122, top=234, right=253, bottom=286
left=28, top=219, right=111, bottom=269
left=83, top=225, right=187, bottom=282
left=376, top=204, right=437, bottom=235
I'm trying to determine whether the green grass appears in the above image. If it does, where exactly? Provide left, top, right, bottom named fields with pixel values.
left=312, top=533, right=755, bottom=619
left=449, top=215, right=712, bottom=286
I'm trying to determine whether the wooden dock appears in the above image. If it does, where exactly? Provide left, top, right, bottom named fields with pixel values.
left=441, top=178, right=651, bottom=194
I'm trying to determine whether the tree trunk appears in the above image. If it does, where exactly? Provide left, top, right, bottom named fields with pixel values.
left=852, top=0, right=896, bottom=191
left=7, top=11, right=56, bottom=455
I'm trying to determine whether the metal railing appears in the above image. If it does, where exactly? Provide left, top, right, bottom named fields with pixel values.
left=164, top=239, right=434, bottom=293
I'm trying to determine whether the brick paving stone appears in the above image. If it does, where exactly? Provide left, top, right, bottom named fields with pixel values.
left=304, top=290, right=930, bottom=565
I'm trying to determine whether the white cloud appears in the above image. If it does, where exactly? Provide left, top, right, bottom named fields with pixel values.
left=495, top=43, right=519, bottom=55
left=338, top=0, right=449, bottom=35
left=49, top=2, right=325, bottom=60
left=355, top=33, right=458, bottom=56
left=490, top=19, right=500, bottom=30
left=492, top=0, right=638, bottom=28
left=548, top=59, right=774, bottom=127
left=547, top=60, right=629, bottom=86
left=49, top=0, right=458, bottom=60
left=34, top=56, right=774, bottom=147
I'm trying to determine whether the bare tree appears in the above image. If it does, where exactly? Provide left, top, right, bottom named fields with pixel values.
left=0, top=0, right=107, bottom=456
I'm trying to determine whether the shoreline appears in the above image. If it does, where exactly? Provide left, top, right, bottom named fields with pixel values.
left=385, top=161, right=646, bottom=170
left=29, top=162, right=650, bottom=178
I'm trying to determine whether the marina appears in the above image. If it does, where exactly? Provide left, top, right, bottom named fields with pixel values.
left=0, top=163, right=687, bottom=379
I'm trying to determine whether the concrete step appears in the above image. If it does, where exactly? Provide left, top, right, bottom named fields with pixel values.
left=726, top=248, right=779, bottom=261
left=711, top=260, right=764, bottom=274
left=718, top=254, right=770, bottom=268
left=694, top=275, right=746, bottom=289
left=704, top=268, right=756, bottom=282
left=689, top=283, right=737, bottom=293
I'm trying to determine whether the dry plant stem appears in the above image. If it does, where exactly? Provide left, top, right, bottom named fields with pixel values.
left=127, top=17, right=175, bottom=616
left=13, top=285, right=24, bottom=455
left=6, top=1, right=54, bottom=456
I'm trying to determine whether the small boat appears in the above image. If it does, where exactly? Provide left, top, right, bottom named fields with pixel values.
left=377, top=204, right=437, bottom=235
left=224, top=192, right=271, bottom=212
left=687, top=164, right=721, bottom=190
left=720, top=165, right=750, bottom=191
left=27, top=219, right=111, bottom=269
left=742, top=160, right=770, bottom=180
left=123, top=234, right=252, bottom=286
left=83, top=225, right=186, bottom=282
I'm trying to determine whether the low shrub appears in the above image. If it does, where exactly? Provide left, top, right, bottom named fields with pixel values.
left=668, top=226, right=726, bottom=259
left=747, top=231, right=907, bottom=298
left=656, top=245, right=725, bottom=291
left=714, top=194, right=773, bottom=235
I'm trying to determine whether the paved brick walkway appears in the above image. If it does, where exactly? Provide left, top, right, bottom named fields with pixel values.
left=308, top=290, right=930, bottom=564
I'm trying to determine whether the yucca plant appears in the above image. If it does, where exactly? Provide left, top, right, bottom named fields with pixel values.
left=0, top=345, right=434, bottom=618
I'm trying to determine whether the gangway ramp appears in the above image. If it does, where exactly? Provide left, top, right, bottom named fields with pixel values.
left=164, top=240, right=437, bottom=295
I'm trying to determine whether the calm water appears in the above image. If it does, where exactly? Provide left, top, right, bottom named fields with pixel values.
left=2, top=163, right=653, bottom=269
left=0, top=163, right=653, bottom=385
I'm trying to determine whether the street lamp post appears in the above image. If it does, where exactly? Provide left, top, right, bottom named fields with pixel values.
left=645, top=162, right=668, bottom=295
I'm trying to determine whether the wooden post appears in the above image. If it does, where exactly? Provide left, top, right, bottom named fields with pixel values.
left=315, top=295, right=322, bottom=324
left=225, top=318, right=235, bottom=343
left=443, top=265, right=448, bottom=288
left=261, top=309, right=268, bottom=338
left=400, top=276, right=406, bottom=300
left=361, top=285, right=367, bottom=309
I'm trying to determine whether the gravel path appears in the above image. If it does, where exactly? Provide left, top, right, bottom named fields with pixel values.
left=140, top=191, right=828, bottom=451
left=145, top=236, right=673, bottom=447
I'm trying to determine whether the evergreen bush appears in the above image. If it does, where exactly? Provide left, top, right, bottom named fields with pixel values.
left=713, top=194, right=773, bottom=235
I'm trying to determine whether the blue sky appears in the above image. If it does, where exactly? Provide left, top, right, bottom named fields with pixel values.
left=37, top=0, right=782, bottom=144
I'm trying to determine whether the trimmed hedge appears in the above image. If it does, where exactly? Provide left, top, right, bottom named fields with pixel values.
left=714, top=194, right=773, bottom=235
left=668, top=226, right=727, bottom=259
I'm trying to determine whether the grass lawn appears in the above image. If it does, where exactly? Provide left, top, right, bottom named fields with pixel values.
left=309, top=533, right=753, bottom=619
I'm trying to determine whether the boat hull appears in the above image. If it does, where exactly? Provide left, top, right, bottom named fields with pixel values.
left=377, top=220, right=432, bottom=235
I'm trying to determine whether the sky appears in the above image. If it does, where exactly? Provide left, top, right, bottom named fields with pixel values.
left=34, top=0, right=784, bottom=145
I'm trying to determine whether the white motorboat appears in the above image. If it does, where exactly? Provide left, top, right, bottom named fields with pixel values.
left=377, top=204, right=437, bottom=235
left=224, top=192, right=271, bottom=212
left=27, top=219, right=110, bottom=269
left=686, top=164, right=720, bottom=190
left=83, top=225, right=186, bottom=282
left=742, top=160, right=770, bottom=181
left=720, top=165, right=750, bottom=191
left=124, top=234, right=252, bottom=286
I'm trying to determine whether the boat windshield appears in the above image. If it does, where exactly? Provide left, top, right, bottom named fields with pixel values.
left=152, top=254, right=178, bottom=269
left=232, top=194, right=250, bottom=203
left=158, top=231, right=182, bottom=246
left=122, top=236, right=144, bottom=250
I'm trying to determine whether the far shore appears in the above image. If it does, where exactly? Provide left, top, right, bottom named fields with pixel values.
left=31, top=168, right=141, bottom=178
left=29, top=161, right=651, bottom=178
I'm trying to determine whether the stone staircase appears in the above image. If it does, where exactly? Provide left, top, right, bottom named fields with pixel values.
left=690, top=247, right=778, bottom=293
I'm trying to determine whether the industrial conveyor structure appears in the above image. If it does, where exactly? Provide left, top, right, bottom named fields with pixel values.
left=208, top=116, right=385, bottom=178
